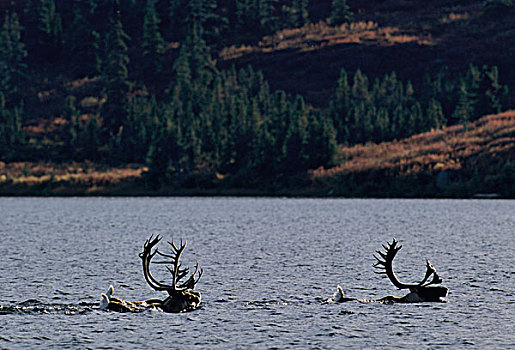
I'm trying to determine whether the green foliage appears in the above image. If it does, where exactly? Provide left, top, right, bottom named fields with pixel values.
left=101, top=5, right=131, bottom=141
left=283, top=0, right=310, bottom=28
left=0, top=92, right=24, bottom=160
left=328, top=64, right=509, bottom=146
left=426, top=98, right=446, bottom=129
left=0, top=10, right=27, bottom=107
left=139, top=0, right=164, bottom=85
left=68, top=0, right=101, bottom=78
left=484, top=0, right=513, bottom=10
left=1, top=0, right=513, bottom=192
left=38, top=0, right=64, bottom=62
left=330, top=0, right=353, bottom=25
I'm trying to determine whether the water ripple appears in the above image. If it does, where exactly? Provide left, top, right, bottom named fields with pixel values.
left=0, top=198, right=514, bottom=349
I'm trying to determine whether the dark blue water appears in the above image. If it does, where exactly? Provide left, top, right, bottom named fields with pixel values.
left=0, top=197, right=513, bottom=349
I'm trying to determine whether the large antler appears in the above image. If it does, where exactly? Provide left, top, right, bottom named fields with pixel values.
left=139, top=235, right=173, bottom=291
left=139, top=235, right=203, bottom=295
left=373, top=238, right=443, bottom=290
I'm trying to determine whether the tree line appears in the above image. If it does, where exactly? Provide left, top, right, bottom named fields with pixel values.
left=329, top=64, right=509, bottom=145
left=0, top=0, right=511, bottom=188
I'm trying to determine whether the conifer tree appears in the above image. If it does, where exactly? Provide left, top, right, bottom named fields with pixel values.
left=259, top=0, right=280, bottom=35
left=0, top=92, right=23, bottom=160
left=84, top=117, right=101, bottom=161
left=166, top=24, right=218, bottom=172
left=68, top=0, right=101, bottom=78
left=168, top=0, right=189, bottom=41
left=141, top=0, right=164, bottom=85
left=351, top=69, right=370, bottom=104
left=38, top=0, right=63, bottom=62
left=234, top=0, right=259, bottom=41
left=484, top=0, right=513, bottom=11
left=305, top=111, right=337, bottom=169
left=22, top=0, right=41, bottom=57
left=62, top=95, right=78, bottom=158
left=101, top=2, right=131, bottom=143
left=476, top=65, right=508, bottom=117
left=283, top=94, right=309, bottom=174
left=347, top=69, right=371, bottom=144
left=407, top=101, right=424, bottom=135
left=328, top=68, right=351, bottom=143
left=374, top=107, right=390, bottom=142
left=330, top=0, right=353, bottom=25
left=452, top=78, right=474, bottom=126
left=145, top=124, right=170, bottom=188
left=286, top=0, right=310, bottom=28
left=426, top=98, right=446, bottom=129
left=0, top=10, right=27, bottom=107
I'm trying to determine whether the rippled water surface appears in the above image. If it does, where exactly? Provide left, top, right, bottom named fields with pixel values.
left=0, top=197, right=514, bottom=349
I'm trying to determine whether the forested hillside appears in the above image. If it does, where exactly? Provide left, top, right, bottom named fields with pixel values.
left=0, top=0, right=514, bottom=196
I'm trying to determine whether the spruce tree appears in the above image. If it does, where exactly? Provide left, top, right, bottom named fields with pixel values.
left=22, top=0, right=41, bottom=58
left=305, top=111, right=337, bottom=169
left=165, top=24, right=218, bottom=173
left=168, top=0, right=189, bottom=41
left=484, top=0, right=514, bottom=11
left=145, top=124, right=170, bottom=188
left=283, top=94, right=309, bottom=174
left=407, top=101, right=424, bottom=135
left=68, top=0, right=101, bottom=78
left=38, top=0, right=63, bottom=62
left=259, top=0, right=280, bottom=35
left=101, top=3, right=131, bottom=143
left=426, top=98, right=446, bottom=129
left=84, top=117, right=101, bottom=161
left=464, top=64, right=481, bottom=120
left=0, top=92, right=23, bottom=161
left=348, top=69, right=370, bottom=144
left=141, top=0, right=164, bottom=85
left=452, top=78, right=474, bottom=126
left=287, top=0, right=310, bottom=28
left=0, top=10, right=27, bottom=107
left=328, top=68, right=350, bottom=143
left=330, top=0, right=353, bottom=25
left=477, top=65, right=508, bottom=117
left=62, top=95, right=78, bottom=159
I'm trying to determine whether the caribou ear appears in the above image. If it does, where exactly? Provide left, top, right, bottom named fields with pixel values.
left=99, top=293, right=110, bottom=310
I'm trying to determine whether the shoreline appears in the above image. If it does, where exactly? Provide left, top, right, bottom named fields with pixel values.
left=0, top=183, right=509, bottom=199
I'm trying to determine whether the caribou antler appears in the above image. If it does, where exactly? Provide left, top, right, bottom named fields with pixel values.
left=373, top=238, right=443, bottom=291
left=139, top=235, right=172, bottom=292
left=139, top=235, right=203, bottom=295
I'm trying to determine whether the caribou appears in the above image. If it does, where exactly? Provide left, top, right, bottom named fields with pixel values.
left=100, top=235, right=203, bottom=313
left=327, top=238, right=448, bottom=304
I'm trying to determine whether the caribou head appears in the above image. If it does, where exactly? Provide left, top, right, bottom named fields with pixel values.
left=100, top=235, right=203, bottom=313
left=373, top=238, right=448, bottom=302
left=327, top=238, right=448, bottom=304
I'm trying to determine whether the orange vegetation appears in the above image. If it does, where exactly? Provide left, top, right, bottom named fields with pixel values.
left=1, top=112, right=513, bottom=197
left=0, top=161, right=146, bottom=193
left=310, top=111, right=515, bottom=181
left=219, top=20, right=435, bottom=60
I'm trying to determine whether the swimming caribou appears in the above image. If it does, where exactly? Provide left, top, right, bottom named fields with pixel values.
left=327, top=238, right=448, bottom=303
left=100, top=235, right=203, bottom=313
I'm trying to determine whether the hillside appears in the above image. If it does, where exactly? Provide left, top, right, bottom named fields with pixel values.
left=1, top=0, right=514, bottom=197
left=1, top=111, right=513, bottom=197
left=221, top=0, right=515, bottom=107
left=310, top=111, right=515, bottom=198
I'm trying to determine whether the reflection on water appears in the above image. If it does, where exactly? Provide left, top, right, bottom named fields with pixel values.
left=0, top=197, right=514, bottom=349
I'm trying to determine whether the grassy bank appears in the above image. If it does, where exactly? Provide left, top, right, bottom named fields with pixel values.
left=310, top=111, right=515, bottom=198
left=1, top=111, right=513, bottom=198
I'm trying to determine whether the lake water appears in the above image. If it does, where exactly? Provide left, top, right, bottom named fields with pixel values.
left=0, top=197, right=513, bottom=349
